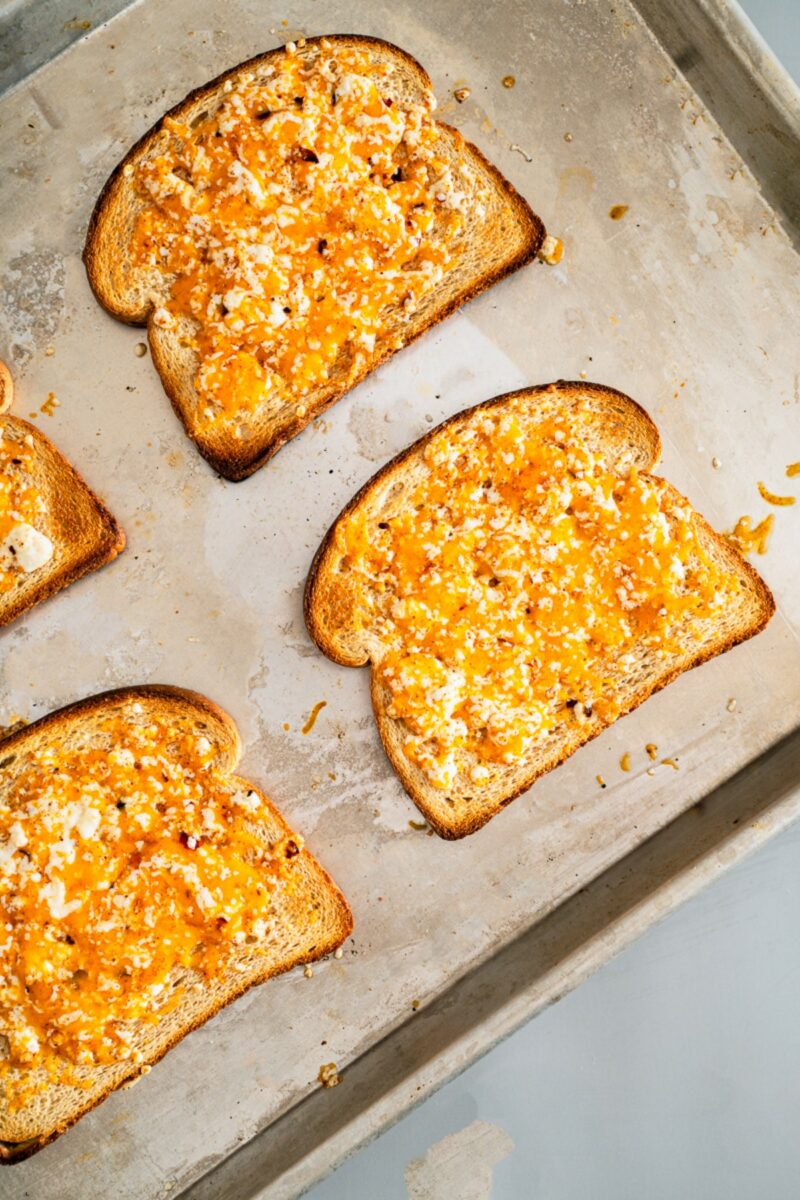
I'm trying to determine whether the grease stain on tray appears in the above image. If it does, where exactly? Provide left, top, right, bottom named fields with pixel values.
left=1, top=249, right=65, bottom=363
left=405, top=1120, right=514, bottom=1200
left=551, top=165, right=595, bottom=231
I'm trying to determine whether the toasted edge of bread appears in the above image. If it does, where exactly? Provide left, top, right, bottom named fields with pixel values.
left=0, top=685, right=353, bottom=1162
left=0, top=416, right=125, bottom=630
left=83, top=34, right=545, bottom=480
left=304, top=381, right=776, bottom=838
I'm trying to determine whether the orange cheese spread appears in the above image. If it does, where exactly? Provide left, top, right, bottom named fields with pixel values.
left=132, top=38, right=468, bottom=426
left=339, top=402, right=735, bottom=789
left=0, top=425, right=49, bottom=593
left=0, top=711, right=296, bottom=1090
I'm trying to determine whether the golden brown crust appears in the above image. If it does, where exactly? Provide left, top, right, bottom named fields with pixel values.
left=0, top=416, right=125, bottom=630
left=305, top=381, right=775, bottom=838
left=0, top=362, right=12, bottom=416
left=0, top=686, right=352, bottom=1161
left=83, top=35, right=545, bottom=480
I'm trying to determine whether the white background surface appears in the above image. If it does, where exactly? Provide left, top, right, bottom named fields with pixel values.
left=306, top=4, right=800, bottom=1197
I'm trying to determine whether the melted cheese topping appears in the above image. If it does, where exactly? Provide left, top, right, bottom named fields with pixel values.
left=338, top=403, right=735, bottom=789
left=0, top=425, right=52, bottom=592
left=132, top=39, right=467, bottom=426
left=0, top=712, right=297, bottom=1093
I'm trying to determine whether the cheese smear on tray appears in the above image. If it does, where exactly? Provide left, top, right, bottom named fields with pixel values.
left=0, top=710, right=298, bottom=1103
left=132, top=38, right=469, bottom=426
left=0, top=425, right=53, bottom=590
left=337, top=400, right=736, bottom=789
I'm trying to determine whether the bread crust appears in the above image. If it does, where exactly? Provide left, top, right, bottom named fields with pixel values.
left=305, top=381, right=775, bottom=838
left=83, top=35, right=545, bottom=480
left=0, top=686, right=352, bottom=1162
left=0, top=416, right=125, bottom=629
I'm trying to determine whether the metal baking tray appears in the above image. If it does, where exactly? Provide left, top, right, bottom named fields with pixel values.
left=1, top=0, right=798, bottom=1196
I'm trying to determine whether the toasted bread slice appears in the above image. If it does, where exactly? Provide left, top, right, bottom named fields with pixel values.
left=305, top=382, right=775, bottom=838
left=0, top=685, right=352, bottom=1162
left=0, top=414, right=124, bottom=629
left=83, top=35, right=544, bottom=480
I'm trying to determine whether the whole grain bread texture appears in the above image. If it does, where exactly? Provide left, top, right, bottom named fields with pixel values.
left=0, top=685, right=352, bottom=1162
left=0, top=413, right=124, bottom=629
left=84, top=35, right=545, bottom=480
left=305, top=381, right=775, bottom=838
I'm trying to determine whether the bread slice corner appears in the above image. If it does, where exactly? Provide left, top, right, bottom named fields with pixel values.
left=0, top=415, right=125, bottom=630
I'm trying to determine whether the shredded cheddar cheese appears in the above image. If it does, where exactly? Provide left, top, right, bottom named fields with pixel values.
left=727, top=513, right=774, bottom=556
left=132, top=39, right=470, bottom=425
left=0, top=711, right=298, bottom=1098
left=0, top=425, right=52, bottom=591
left=337, top=401, right=735, bottom=789
left=757, top=481, right=795, bottom=507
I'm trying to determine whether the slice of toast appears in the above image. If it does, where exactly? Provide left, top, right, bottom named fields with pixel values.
left=0, top=685, right=352, bottom=1162
left=305, top=382, right=775, bottom=838
left=0, top=413, right=124, bottom=630
left=83, top=35, right=544, bottom=480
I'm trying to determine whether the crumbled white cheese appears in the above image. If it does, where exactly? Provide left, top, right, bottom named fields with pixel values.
left=0, top=522, right=54, bottom=573
left=41, top=878, right=82, bottom=920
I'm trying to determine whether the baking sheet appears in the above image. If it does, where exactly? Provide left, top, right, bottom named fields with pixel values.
left=1, top=0, right=799, bottom=1197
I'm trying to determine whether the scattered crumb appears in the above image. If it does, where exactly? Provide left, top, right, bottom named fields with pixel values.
left=411, top=998, right=420, bottom=1011
left=727, top=697, right=737, bottom=712
left=564, top=131, right=573, bottom=142
left=537, top=235, right=564, bottom=265
left=757, top=481, right=795, bottom=507
left=44, top=345, right=55, bottom=357
left=786, top=461, right=800, bottom=477
left=327, top=771, right=336, bottom=781
left=41, top=393, right=61, bottom=417
left=711, top=456, right=721, bottom=469
left=646, top=767, right=657, bottom=777
left=409, top=819, right=428, bottom=831
left=609, top=204, right=629, bottom=220
left=661, top=757, right=679, bottom=771
left=135, top=342, right=148, bottom=357
left=318, top=1062, right=341, bottom=1088
left=454, top=87, right=471, bottom=102
left=579, top=370, right=588, bottom=380
left=0, top=715, right=28, bottom=738
left=64, top=18, right=92, bottom=30
left=304, top=965, right=314, bottom=979
left=645, top=743, right=658, bottom=760
left=282, top=721, right=290, bottom=731
left=596, top=774, right=606, bottom=788
left=509, top=143, right=532, bottom=162
left=334, top=947, right=343, bottom=960
left=502, top=75, right=516, bottom=88
left=619, top=752, right=631, bottom=772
